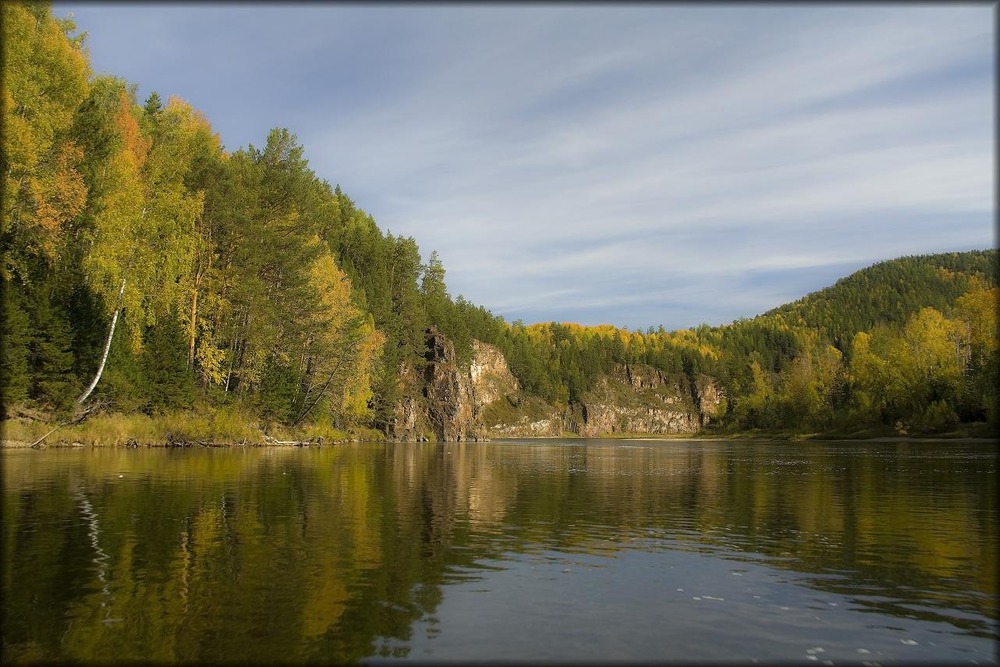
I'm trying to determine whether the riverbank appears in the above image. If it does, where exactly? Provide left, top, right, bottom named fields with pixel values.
left=3, top=407, right=995, bottom=448
left=538, top=420, right=997, bottom=442
left=700, top=422, right=998, bottom=441
left=577, top=432, right=998, bottom=444
left=4, top=426, right=996, bottom=448
left=0, top=407, right=385, bottom=449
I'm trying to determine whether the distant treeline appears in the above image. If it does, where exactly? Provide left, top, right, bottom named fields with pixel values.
left=3, top=3, right=997, bottom=437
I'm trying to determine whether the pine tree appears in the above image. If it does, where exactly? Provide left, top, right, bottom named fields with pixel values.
left=1, top=287, right=32, bottom=414
left=140, top=316, right=195, bottom=413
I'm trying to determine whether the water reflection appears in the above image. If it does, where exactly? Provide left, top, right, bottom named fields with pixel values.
left=2, top=440, right=996, bottom=663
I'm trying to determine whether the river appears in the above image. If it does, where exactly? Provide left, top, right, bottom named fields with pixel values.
left=2, top=439, right=996, bottom=663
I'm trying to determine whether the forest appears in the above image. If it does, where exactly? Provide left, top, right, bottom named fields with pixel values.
left=2, top=4, right=997, bottom=443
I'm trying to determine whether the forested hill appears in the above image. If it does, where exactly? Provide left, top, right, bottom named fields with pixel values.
left=2, top=4, right=997, bottom=442
left=764, top=250, right=997, bottom=354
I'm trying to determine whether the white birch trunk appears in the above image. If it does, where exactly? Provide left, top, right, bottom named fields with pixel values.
left=76, top=276, right=126, bottom=405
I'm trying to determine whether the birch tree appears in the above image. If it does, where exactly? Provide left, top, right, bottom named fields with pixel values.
left=74, top=81, right=203, bottom=404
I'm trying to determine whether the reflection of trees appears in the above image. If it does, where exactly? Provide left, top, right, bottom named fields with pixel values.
left=455, top=442, right=996, bottom=638
left=392, top=440, right=995, bottom=642
left=2, top=441, right=996, bottom=662
left=2, top=444, right=522, bottom=663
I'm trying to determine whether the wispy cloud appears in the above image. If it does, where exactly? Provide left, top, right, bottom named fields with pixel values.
left=56, top=3, right=993, bottom=329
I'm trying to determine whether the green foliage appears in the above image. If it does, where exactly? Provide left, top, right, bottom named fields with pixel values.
left=98, top=313, right=146, bottom=413
left=324, top=190, right=428, bottom=429
left=1, top=285, right=33, bottom=412
left=767, top=250, right=997, bottom=356
left=63, top=283, right=107, bottom=381
left=255, top=359, right=300, bottom=427
left=917, top=399, right=960, bottom=433
left=143, top=91, right=162, bottom=118
left=424, top=261, right=460, bottom=352
left=17, top=284, right=79, bottom=412
left=140, top=317, right=196, bottom=414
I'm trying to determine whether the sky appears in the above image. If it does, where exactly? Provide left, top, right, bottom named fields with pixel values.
left=53, top=3, right=995, bottom=331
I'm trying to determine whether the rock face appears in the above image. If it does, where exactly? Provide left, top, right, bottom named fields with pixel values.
left=693, top=374, right=726, bottom=427
left=466, top=340, right=567, bottom=437
left=391, top=330, right=522, bottom=442
left=468, top=340, right=518, bottom=412
left=391, top=361, right=432, bottom=442
left=422, top=328, right=476, bottom=442
left=480, top=394, right=567, bottom=438
left=578, top=364, right=701, bottom=437
left=391, top=331, right=726, bottom=441
left=573, top=365, right=725, bottom=436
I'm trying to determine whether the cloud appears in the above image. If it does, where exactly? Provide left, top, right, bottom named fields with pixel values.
left=54, top=3, right=994, bottom=330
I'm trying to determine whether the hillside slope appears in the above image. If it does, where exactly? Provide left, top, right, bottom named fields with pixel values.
left=764, top=249, right=997, bottom=353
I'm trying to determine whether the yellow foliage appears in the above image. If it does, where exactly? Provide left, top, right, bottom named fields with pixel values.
left=903, top=308, right=963, bottom=385
left=82, top=88, right=208, bottom=351
left=302, top=253, right=386, bottom=424
left=850, top=308, right=966, bottom=421
left=1, top=3, right=89, bottom=277
left=195, top=340, right=228, bottom=387
left=955, top=287, right=998, bottom=353
left=340, top=318, right=385, bottom=422
left=192, top=290, right=231, bottom=387
left=26, top=140, right=87, bottom=257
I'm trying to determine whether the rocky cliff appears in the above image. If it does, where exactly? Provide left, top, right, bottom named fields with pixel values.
left=693, top=374, right=726, bottom=427
left=478, top=393, right=566, bottom=438
left=391, top=330, right=724, bottom=441
left=391, top=329, right=522, bottom=442
left=578, top=364, right=710, bottom=436
left=468, top=340, right=519, bottom=411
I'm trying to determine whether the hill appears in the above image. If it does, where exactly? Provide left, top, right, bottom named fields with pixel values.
left=764, top=250, right=997, bottom=354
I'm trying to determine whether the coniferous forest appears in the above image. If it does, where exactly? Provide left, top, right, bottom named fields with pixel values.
left=2, top=4, right=997, bottom=443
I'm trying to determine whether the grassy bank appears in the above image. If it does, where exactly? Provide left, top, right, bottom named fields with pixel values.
left=3, top=406, right=995, bottom=448
left=1, top=406, right=385, bottom=448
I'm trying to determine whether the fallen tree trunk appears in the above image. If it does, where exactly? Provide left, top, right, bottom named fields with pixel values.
left=30, top=402, right=101, bottom=449
left=262, top=434, right=323, bottom=447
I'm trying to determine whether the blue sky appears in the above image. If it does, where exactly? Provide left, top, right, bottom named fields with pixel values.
left=53, top=4, right=994, bottom=331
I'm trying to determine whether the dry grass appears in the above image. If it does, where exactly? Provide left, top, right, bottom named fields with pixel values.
left=2, top=406, right=261, bottom=447
left=1, top=418, right=49, bottom=445
left=0, top=404, right=387, bottom=447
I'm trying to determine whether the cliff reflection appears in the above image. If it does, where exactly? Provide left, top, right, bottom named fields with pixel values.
left=2, top=440, right=996, bottom=663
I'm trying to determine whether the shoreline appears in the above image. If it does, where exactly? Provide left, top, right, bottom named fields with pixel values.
left=4, top=434, right=997, bottom=449
left=4, top=410, right=995, bottom=450
left=0, top=437, right=360, bottom=449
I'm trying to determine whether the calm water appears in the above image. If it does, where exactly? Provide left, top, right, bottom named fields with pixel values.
left=2, top=439, right=996, bottom=664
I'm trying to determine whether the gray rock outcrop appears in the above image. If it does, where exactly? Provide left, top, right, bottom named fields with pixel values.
left=391, top=332, right=726, bottom=441
left=578, top=364, right=700, bottom=436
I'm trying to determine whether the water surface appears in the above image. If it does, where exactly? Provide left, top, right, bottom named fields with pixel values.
left=2, top=439, right=996, bottom=663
